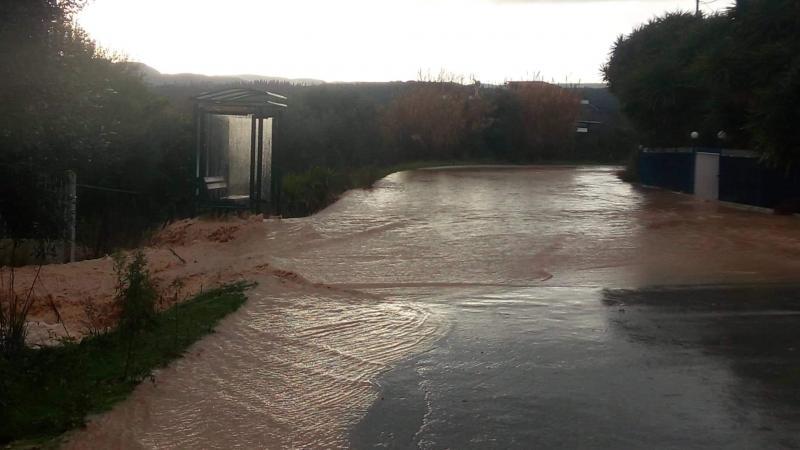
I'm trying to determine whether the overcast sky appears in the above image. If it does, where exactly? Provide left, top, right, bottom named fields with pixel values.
left=77, top=0, right=730, bottom=84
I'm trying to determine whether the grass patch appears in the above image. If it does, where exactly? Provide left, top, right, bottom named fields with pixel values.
left=0, top=282, right=252, bottom=447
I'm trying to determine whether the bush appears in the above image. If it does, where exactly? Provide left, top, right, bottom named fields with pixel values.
left=280, top=167, right=344, bottom=217
left=112, top=250, right=157, bottom=378
left=0, top=271, right=35, bottom=357
left=0, top=250, right=43, bottom=356
left=113, top=251, right=156, bottom=333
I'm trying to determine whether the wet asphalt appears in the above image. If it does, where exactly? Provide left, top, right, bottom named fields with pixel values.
left=352, top=285, right=800, bottom=449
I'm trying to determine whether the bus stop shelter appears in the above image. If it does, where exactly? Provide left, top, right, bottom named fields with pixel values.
left=193, top=88, right=287, bottom=213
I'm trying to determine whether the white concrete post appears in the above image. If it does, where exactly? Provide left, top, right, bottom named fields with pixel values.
left=65, top=170, right=77, bottom=263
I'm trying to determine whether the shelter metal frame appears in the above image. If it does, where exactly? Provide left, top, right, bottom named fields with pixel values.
left=193, top=88, right=287, bottom=213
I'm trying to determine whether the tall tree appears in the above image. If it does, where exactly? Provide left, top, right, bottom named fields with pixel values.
left=0, top=0, right=192, bottom=251
left=604, top=1, right=800, bottom=164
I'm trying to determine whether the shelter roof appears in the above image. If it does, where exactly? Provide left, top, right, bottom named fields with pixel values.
left=194, top=88, right=287, bottom=116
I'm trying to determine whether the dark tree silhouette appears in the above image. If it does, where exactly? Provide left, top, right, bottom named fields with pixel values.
left=604, top=1, right=800, bottom=164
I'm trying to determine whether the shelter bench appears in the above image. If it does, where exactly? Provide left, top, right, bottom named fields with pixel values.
left=199, top=176, right=249, bottom=211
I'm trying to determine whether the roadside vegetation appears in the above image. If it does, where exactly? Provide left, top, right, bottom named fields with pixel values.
left=1, top=0, right=193, bottom=259
left=604, top=0, right=800, bottom=169
left=0, top=251, right=251, bottom=447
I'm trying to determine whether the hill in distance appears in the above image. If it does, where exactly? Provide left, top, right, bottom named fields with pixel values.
left=126, top=62, right=324, bottom=86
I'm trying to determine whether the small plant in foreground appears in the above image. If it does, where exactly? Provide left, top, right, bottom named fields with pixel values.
left=113, top=250, right=157, bottom=378
left=0, top=259, right=42, bottom=356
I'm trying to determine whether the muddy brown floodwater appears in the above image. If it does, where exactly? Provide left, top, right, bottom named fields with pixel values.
left=64, top=166, right=800, bottom=449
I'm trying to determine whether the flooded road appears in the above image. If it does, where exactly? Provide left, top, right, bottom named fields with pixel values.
left=280, top=166, right=800, bottom=288
left=67, top=166, right=800, bottom=448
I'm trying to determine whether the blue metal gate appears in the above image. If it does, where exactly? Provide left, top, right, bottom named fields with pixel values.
left=638, top=148, right=695, bottom=194
left=638, top=148, right=800, bottom=209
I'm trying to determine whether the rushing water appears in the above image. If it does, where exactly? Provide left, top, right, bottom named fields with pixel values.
left=66, top=166, right=800, bottom=448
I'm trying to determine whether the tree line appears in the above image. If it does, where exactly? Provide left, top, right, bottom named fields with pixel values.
left=240, top=78, right=631, bottom=173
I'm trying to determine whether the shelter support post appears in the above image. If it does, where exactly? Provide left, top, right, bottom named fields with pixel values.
left=193, top=106, right=202, bottom=213
left=249, top=115, right=257, bottom=211
left=271, top=115, right=281, bottom=216
left=256, top=117, right=264, bottom=212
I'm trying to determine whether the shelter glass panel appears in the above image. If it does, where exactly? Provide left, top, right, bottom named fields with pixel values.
left=227, top=115, right=252, bottom=198
left=261, top=118, right=273, bottom=201
left=204, top=113, right=253, bottom=198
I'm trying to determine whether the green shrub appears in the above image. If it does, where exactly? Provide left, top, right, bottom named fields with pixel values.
left=113, top=250, right=157, bottom=333
left=280, top=167, right=343, bottom=217
left=112, top=250, right=157, bottom=378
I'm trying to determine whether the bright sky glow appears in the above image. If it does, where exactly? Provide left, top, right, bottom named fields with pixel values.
left=77, top=0, right=730, bottom=83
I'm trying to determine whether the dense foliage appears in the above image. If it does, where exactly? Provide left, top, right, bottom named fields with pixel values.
left=249, top=79, right=621, bottom=176
left=0, top=0, right=193, bottom=255
left=603, top=0, right=800, bottom=164
left=264, top=82, right=631, bottom=172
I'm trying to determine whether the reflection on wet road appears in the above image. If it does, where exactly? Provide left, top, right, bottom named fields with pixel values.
left=354, top=286, right=800, bottom=449
left=68, top=166, right=800, bottom=448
